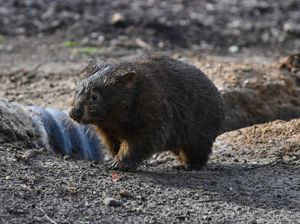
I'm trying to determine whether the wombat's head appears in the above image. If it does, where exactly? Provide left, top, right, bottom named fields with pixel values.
left=69, top=62, right=136, bottom=124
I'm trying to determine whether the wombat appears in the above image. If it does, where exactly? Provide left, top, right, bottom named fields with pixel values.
left=69, top=54, right=224, bottom=170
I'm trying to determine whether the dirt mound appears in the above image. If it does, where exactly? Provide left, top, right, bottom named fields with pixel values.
left=215, top=119, right=300, bottom=165
left=190, top=57, right=300, bottom=130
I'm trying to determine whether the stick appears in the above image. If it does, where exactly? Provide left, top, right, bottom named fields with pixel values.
left=36, top=207, right=58, bottom=224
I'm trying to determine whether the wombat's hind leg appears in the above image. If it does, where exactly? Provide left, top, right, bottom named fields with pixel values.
left=182, top=143, right=212, bottom=170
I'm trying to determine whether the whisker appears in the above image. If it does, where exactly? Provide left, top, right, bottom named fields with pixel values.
left=84, top=127, right=88, bottom=136
left=87, top=126, right=95, bottom=137
left=62, top=119, right=72, bottom=134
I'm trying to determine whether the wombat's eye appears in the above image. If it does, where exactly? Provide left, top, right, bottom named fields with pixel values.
left=90, top=94, right=98, bottom=101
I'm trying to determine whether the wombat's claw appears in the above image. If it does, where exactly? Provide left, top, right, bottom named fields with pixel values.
left=108, top=160, right=120, bottom=169
left=109, top=159, right=137, bottom=171
left=107, top=160, right=116, bottom=168
left=172, top=165, right=186, bottom=170
left=172, top=164, right=199, bottom=171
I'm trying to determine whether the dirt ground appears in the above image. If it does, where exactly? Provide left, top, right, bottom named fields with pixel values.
left=0, top=0, right=300, bottom=223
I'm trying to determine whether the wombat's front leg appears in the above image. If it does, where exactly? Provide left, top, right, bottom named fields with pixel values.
left=95, top=128, right=120, bottom=157
left=104, top=136, right=121, bottom=157
left=99, top=134, right=120, bottom=157
left=109, top=140, right=154, bottom=171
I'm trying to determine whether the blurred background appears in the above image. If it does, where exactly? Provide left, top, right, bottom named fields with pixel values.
left=0, top=0, right=299, bottom=61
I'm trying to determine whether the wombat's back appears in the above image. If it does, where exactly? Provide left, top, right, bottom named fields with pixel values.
left=129, top=54, right=224, bottom=131
left=126, top=55, right=224, bottom=154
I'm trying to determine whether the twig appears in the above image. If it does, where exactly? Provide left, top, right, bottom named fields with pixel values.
left=37, top=207, right=58, bottom=224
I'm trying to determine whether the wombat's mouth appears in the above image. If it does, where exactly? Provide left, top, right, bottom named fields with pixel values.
left=69, top=114, right=93, bottom=125
left=68, top=106, right=90, bottom=124
left=78, top=116, right=94, bottom=124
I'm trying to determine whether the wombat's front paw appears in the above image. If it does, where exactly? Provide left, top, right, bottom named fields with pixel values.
left=109, top=158, right=137, bottom=171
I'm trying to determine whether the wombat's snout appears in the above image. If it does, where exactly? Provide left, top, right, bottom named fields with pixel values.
left=69, top=107, right=83, bottom=121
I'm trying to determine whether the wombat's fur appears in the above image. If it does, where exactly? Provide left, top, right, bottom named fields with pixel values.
left=69, top=54, right=224, bottom=170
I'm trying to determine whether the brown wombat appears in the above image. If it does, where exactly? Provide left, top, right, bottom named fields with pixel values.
left=69, top=54, right=224, bottom=170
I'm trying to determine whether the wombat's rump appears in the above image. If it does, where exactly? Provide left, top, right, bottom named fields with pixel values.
left=69, top=54, right=224, bottom=170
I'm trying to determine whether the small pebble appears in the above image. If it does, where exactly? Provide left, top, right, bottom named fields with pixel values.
left=228, top=45, right=239, bottom=53
left=103, top=197, right=122, bottom=207
left=110, top=13, right=125, bottom=26
left=119, top=189, right=133, bottom=198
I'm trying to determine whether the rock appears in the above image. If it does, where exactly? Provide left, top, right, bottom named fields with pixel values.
left=110, top=13, right=126, bottom=27
left=119, top=190, right=133, bottom=198
left=103, top=197, right=122, bottom=207
left=228, top=45, right=239, bottom=53
left=283, top=22, right=300, bottom=37
left=279, top=54, right=300, bottom=74
left=0, top=98, right=36, bottom=147
left=279, top=53, right=300, bottom=91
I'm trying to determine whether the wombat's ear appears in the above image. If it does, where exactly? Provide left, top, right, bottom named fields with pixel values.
left=80, top=58, right=110, bottom=79
left=86, top=58, right=98, bottom=73
left=79, top=58, right=98, bottom=79
left=116, top=69, right=136, bottom=87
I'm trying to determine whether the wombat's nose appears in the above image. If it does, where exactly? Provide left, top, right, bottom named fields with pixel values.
left=69, top=108, right=83, bottom=121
